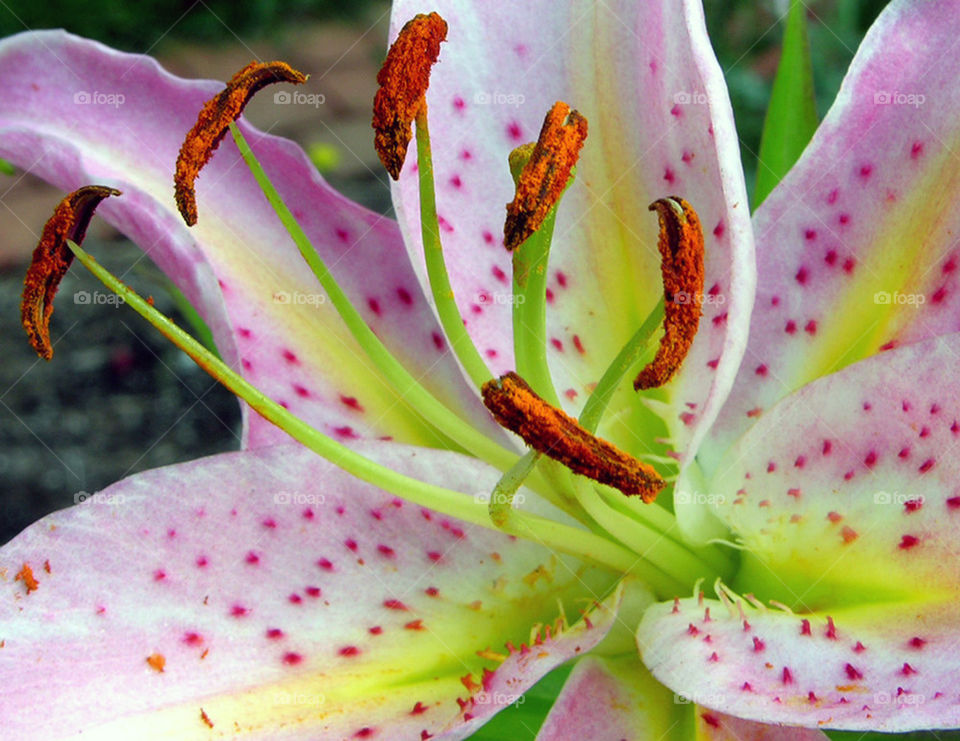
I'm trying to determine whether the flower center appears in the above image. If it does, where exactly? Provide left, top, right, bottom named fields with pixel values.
left=19, top=12, right=734, bottom=600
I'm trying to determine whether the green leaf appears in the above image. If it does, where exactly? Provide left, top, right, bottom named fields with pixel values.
left=0, top=156, right=15, bottom=175
left=466, top=663, right=573, bottom=740
left=753, top=0, right=819, bottom=209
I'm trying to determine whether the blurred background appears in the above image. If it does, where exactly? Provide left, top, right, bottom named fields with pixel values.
left=0, top=0, right=890, bottom=545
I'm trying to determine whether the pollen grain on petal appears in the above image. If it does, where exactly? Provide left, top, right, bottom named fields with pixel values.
left=21, top=185, right=121, bottom=360
left=175, top=61, right=308, bottom=225
left=15, top=562, right=39, bottom=593
left=504, top=101, right=588, bottom=252
left=482, top=372, right=664, bottom=501
left=634, top=197, right=705, bottom=391
left=372, top=12, right=448, bottom=179
left=146, top=653, right=166, bottom=673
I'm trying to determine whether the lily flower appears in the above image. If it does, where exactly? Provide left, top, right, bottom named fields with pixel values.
left=0, top=2, right=949, bottom=740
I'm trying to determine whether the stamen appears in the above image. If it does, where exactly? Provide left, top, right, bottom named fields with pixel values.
left=21, top=185, right=121, bottom=359
left=633, top=197, right=705, bottom=391
left=64, top=236, right=647, bottom=577
left=372, top=12, right=448, bottom=179
left=174, top=61, right=307, bottom=225
left=504, top=101, right=587, bottom=252
left=482, top=372, right=664, bottom=502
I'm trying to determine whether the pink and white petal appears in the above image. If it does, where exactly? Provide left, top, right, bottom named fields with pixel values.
left=0, top=442, right=618, bottom=739
left=445, top=585, right=623, bottom=736
left=388, top=1, right=753, bottom=448
left=640, top=595, right=960, bottom=731
left=706, top=334, right=960, bottom=605
left=0, top=30, right=503, bottom=450
left=695, top=712, right=829, bottom=740
left=705, top=0, right=960, bottom=469
left=535, top=653, right=826, bottom=740
left=535, top=655, right=680, bottom=740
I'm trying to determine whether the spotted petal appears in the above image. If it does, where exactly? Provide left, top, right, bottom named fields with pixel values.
left=641, top=334, right=960, bottom=730
left=640, top=597, right=959, bottom=732
left=704, top=0, right=960, bottom=471
left=535, top=654, right=828, bottom=739
left=389, top=0, right=754, bottom=459
left=0, top=30, right=503, bottom=450
left=0, top=442, right=619, bottom=739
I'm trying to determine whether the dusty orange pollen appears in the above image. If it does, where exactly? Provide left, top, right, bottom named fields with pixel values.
left=634, top=197, right=705, bottom=391
left=174, top=60, right=307, bottom=226
left=504, top=101, right=588, bottom=252
left=15, top=563, right=39, bottom=593
left=482, top=372, right=664, bottom=502
left=200, top=708, right=214, bottom=728
left=21, top=185, right=121, bottom=360
left=146, top=653, right=166, bottom=673
left=372, top=12, right=448, bottom=180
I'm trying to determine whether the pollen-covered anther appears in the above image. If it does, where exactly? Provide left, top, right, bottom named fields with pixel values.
left=21, top=185, right=122, bottom=360
left=372, top=12, right=448, bottom=179
left=482, top=372, right=664, bottom=501
left=175, top=61, right=308, bottom=225
left=634, top=197, right=705, bottom=390
left=504, top=101, right=588, bottom=251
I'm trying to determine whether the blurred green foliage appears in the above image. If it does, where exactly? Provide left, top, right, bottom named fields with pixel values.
left=0, top=0, right=385, bottom=51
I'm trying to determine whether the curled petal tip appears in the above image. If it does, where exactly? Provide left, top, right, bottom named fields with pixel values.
left=21, top=185, right=121, bottom=360
left=372, top=12, right=448, bottom=180
left=504, top=101, right=588, bottom=252
left=174, top=60, right=308, bottom=226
